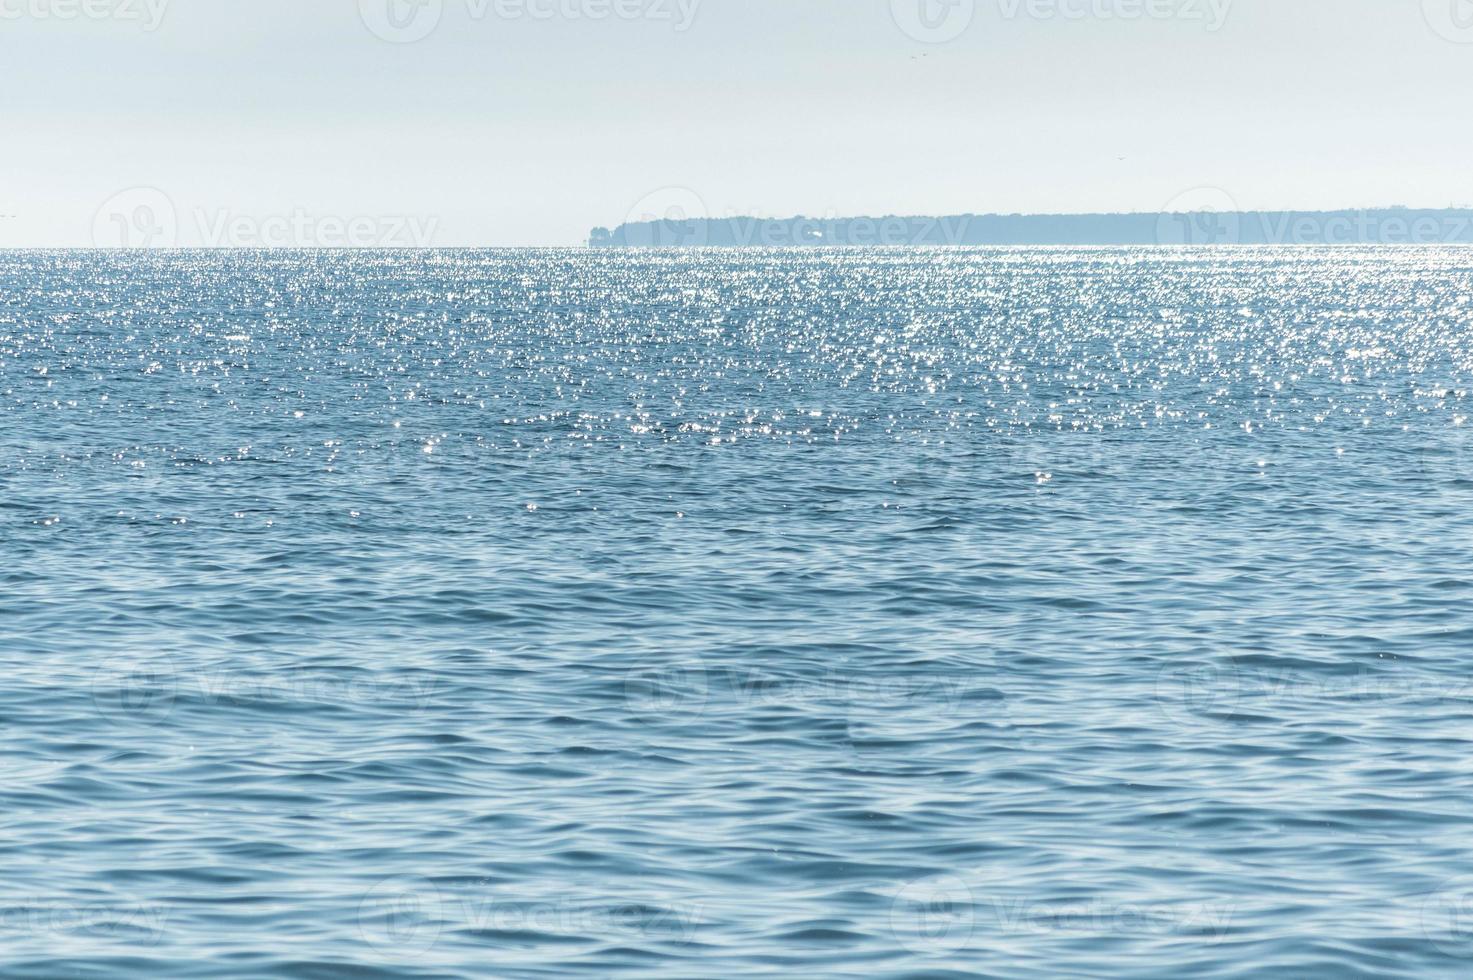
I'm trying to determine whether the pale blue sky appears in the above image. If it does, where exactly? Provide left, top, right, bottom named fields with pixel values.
left=1, top=0, right=1469, bottom=246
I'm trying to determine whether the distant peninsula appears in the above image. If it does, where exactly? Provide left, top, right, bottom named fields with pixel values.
left=589, top=209, right=1473, bottom=247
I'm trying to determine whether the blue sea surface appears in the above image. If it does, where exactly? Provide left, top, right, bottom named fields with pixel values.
left=5, top=247, right=1473, bottom=978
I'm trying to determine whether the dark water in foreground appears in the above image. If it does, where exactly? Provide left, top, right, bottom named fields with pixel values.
left=5, top=248, right=1473, bottom=978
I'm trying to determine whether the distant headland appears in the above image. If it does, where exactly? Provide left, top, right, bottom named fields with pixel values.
left=589, top=209, right=1473, bottom=247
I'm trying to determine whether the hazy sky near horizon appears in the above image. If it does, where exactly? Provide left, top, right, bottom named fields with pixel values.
left=1, top=0, right=1469, bottom=246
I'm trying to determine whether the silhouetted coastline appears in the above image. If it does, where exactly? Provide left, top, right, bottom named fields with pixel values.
left=590, top=209, right=1473, bottom=247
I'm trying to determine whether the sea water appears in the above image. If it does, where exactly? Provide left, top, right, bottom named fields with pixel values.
left=4, top=247, right=1473, bottom=978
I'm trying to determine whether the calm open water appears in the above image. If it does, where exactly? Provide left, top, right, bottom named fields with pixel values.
left=5, top=248, right=1473, bottom=979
